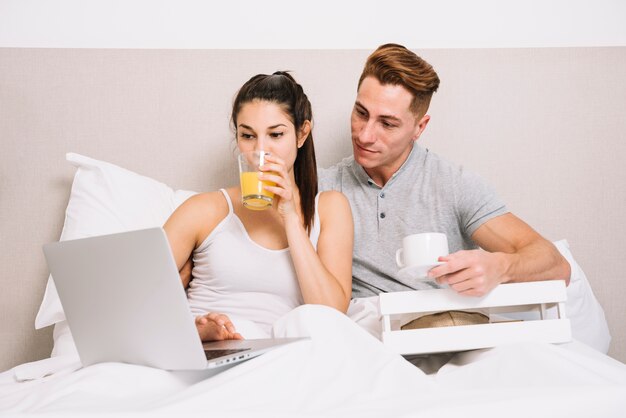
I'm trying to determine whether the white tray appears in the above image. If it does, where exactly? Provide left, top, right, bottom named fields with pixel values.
left=379, top=281, right=571, bottom=355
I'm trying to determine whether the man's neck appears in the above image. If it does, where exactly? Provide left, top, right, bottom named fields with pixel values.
left=362, top=147, right=414, bottom=187
left=363, top=167, right=393, bottom=187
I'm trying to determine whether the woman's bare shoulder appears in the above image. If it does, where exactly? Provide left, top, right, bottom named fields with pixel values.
left=318, top=190, right=351, bottom=221
left=175, top=190, right=230, bottom=224
left=318, top=190, right=350, bottom=207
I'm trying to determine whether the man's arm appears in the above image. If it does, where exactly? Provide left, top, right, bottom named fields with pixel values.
left=429, top=213, right=571, bottom=296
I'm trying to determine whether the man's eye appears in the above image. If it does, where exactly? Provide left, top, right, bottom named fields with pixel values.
left=382, top=121, right=396, bottom=129
left=355, top=109, right=367, bottom=118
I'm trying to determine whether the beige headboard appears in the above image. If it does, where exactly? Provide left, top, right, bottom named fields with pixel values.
left=1, top=47, right=625, bottom=371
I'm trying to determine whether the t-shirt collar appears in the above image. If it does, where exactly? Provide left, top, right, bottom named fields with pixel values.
left=353, top=143, right=422, bottom=188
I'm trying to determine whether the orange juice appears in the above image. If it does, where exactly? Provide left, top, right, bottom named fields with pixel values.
left=240, top=171, right=275, bottom=210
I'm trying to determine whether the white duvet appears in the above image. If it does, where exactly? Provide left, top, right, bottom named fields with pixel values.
left=2, top=305, right=626, bottom=417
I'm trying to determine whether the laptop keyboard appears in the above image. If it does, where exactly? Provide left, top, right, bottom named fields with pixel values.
left=204, top=348, right=251, bottom=361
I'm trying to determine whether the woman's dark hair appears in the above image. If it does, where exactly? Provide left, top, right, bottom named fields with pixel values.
left=231, top=71, right=317, bottom=233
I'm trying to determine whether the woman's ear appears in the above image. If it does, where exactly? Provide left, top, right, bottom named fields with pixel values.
left=297, top=120, right=312, bottom=148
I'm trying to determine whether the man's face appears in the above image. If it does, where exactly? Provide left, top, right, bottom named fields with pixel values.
left=351, top=76, right=428, bottom=183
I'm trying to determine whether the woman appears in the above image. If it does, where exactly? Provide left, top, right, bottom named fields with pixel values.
left=164, top=72, right=353, bottom=341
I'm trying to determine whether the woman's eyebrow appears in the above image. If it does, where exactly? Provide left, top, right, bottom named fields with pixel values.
left=238, top=123, right=255, bottom=131
left=238, top=123, right=287, bottom=131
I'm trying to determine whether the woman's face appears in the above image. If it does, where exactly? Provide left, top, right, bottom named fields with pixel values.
left=236, top=100, right=304, bottom=171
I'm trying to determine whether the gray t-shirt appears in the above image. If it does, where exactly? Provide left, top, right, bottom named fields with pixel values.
left=319, top=144, right=508, bottom=297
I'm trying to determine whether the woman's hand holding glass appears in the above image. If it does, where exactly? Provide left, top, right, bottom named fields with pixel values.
left=258, top=154, right=298, bottom=221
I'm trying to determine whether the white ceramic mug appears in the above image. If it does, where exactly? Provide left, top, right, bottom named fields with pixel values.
left=395, top=233, right=449, bottom=268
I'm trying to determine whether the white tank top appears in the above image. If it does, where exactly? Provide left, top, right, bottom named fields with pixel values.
left=187, top=189, right=321, bottom=334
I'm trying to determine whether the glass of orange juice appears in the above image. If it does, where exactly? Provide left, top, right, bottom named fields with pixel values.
left=237, top=150, right=276, bottom=210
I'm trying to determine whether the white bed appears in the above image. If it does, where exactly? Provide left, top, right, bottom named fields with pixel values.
left=2, top=47, right=626, bottom=417
left=2, top=306, right=626, bottom=417
left=2, top=153, right=625, bottom=417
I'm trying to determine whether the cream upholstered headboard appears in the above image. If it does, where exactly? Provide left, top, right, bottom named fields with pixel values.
left=1, top=47, right=625, bottom=371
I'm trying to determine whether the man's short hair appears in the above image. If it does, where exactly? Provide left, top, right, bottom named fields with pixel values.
left=358, top=43, right=440, bottom=117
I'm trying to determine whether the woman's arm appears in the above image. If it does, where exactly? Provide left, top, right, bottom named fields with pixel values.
left=260, top=154, right=353, bottom=313
left=163, top=192, right=228, bottom=287
left=178, top=256, right=193, bottom=289
left=163, top=192, right=242, bottom=341
left=283, top=191, right=354, bottom=313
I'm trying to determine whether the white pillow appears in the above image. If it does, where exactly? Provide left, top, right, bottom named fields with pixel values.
left=493, top=240, right=611, bottom=353
left=36, top=153, right=197, bottom=356
left=554, top=239, right=611, bottom=353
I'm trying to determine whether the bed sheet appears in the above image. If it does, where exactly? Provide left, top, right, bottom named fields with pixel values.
left=1, top=305, right=625, bottom=418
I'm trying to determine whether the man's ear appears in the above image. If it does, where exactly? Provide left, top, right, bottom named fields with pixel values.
left=297, top=120, right=312, bottom=148
left=412, top=114, right=431, bottom=142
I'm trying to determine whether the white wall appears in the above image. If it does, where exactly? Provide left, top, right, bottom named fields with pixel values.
left=1, top=0, right=625, bottom=48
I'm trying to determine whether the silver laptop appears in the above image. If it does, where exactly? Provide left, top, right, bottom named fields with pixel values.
left=43, top=227, right=305, bottom=370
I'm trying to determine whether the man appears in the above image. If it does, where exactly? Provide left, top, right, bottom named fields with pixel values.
left=319, top=43, right=571, bottom=298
